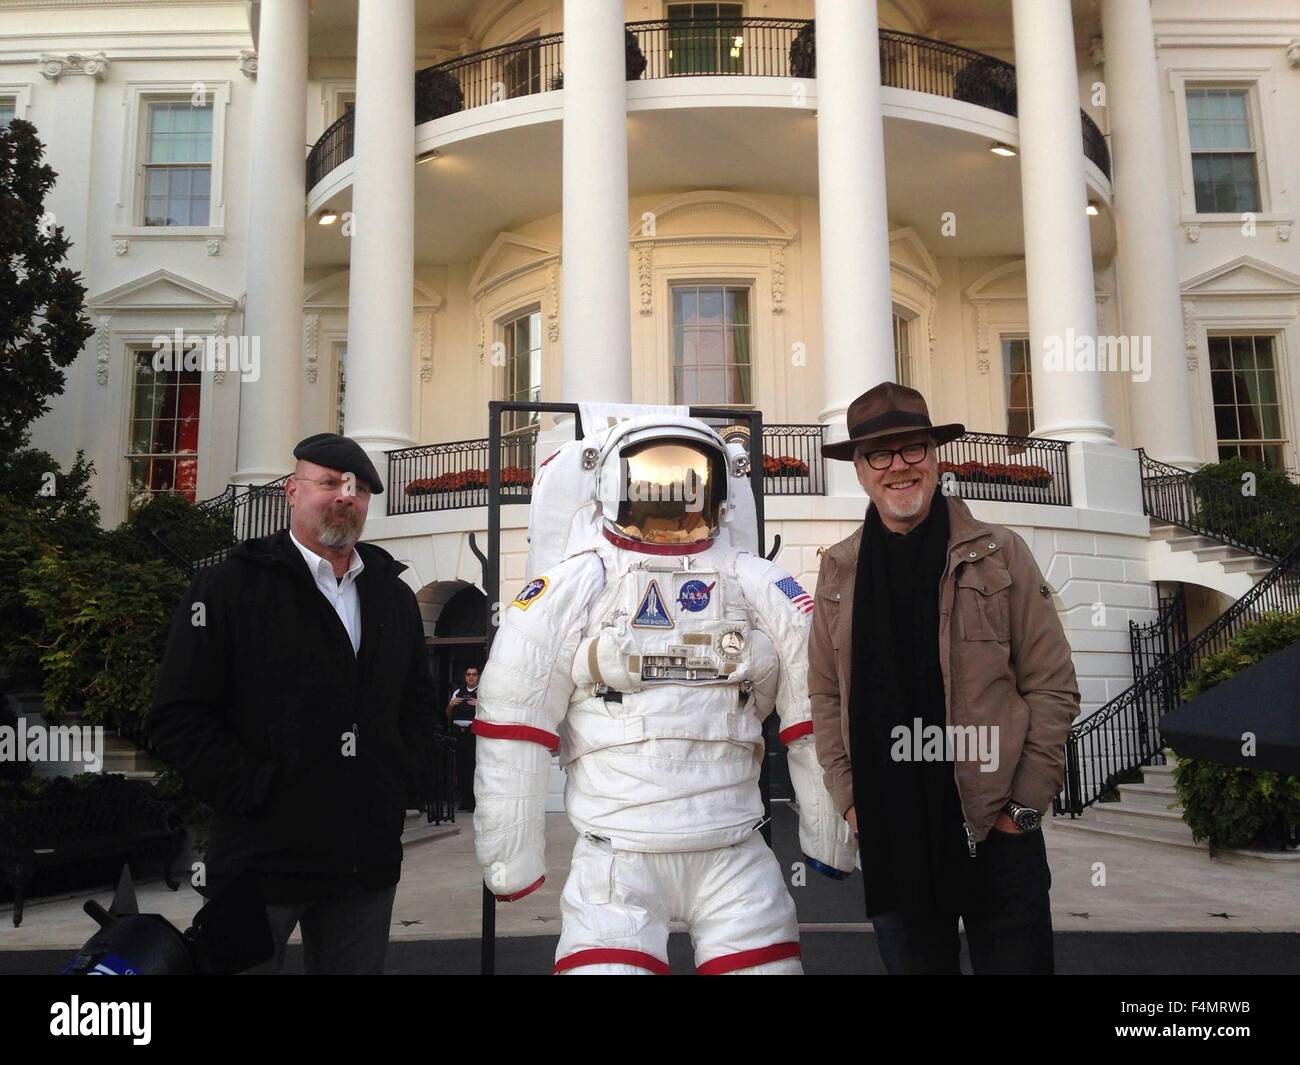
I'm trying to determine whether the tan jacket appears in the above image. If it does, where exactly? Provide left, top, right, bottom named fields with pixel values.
left=807, top=496, right=1080, bottom=843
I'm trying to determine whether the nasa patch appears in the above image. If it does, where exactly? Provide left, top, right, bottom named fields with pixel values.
left=677, top=579, right=715, bottom=613
left=512, top=576, right=549, bottom=610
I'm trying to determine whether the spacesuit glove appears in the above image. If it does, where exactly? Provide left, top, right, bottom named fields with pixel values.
left=571, top=625, right=642, bottom=693
left=473, top=737, right=550, bottom=900
left=786, top=734, right=857, bottom=878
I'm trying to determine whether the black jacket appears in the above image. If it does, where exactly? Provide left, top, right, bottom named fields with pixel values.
left=150, top=529, right=437, bottom=887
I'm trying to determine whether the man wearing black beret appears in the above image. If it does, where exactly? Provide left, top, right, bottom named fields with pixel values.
left=151, top=433, right=437, bottom=974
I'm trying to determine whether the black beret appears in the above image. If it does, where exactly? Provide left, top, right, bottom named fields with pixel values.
left=292, top=432, right=384, bottom=494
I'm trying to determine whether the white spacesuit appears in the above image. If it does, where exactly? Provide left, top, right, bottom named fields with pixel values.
left=473, top=409, right=857, bottom=975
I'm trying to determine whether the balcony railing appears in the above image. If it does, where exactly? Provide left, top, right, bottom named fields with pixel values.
left=936, top=432, right=1071, bottom=507
left=306, top=18, right=1111, bottom=191
left=387, top=431, right=540, bottom=515
left=386, top=424, right=1073, bottom=516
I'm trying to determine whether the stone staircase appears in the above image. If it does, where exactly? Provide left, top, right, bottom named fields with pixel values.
left=1052, top=758, right=1299, bottom=863
left=100, top=733, right=166, bottom=782
left=1148, top=520, right=1274, bottom=585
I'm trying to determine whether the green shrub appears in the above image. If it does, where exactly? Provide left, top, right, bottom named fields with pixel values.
left=17, top=551, right=186, bottom=730
left=1189, top=458, right=1300, bottom=557
left=1173, top=610, right=1300, bottom=851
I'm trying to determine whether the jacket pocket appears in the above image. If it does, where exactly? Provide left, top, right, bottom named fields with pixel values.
left=955, top=563, right=1012, bottom=642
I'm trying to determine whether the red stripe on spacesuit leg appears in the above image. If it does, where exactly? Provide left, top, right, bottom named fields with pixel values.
left=470, top=720, right=560, bottom=751
left=695, top=941, right=801, bottom=975
left=495, top=875, right=545, bottom=902
left=778, top=721, right=814, bottom=746
left=553, top=949, right=671, bottom=975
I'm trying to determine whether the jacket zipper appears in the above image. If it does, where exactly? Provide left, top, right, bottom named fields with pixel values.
left=941, top=538, right=980, bottom=860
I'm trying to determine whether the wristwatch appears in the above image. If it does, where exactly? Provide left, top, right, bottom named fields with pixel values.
left=1004, top=800, right=1041, bottom=832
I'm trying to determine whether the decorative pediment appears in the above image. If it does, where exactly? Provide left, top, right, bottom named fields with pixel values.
left=966, top=261, right=1027, bottom=302
left=1180, top=255, right=1300, bottom=298
left=303, top=270, right=445, bottom=310
left=469, top=232, right=560, bottom=298
left=88, top=269, right=236, bottom=312
left=631, top=191, right=796, bottom=246
left=888, top=226, right=940, bottom=291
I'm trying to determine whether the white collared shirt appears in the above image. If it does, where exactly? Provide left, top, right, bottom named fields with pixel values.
left=289, top=529, right=364, bottom=655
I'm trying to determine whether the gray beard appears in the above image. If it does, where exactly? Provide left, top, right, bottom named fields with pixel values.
left=317, top=513, right=361, bottom=550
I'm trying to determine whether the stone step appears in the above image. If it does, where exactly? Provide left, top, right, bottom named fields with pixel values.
left=1140, top=762, right=1177, bottom=784
left=1165, top=533, right=1218, bottom=552
left=1090, top=804, right=1187, bottom=829
left=1148, top=522, right=1181, bottom=541
left=1219, top=556, right=1275, bottom=577
left=1051, top=812, right=1300, bottom=863
left=1115, top=782, right=1181, bottom=810
left=1191, top=544, right=1245, bottom=563
left=1052, top=813, right=1202, bottom=850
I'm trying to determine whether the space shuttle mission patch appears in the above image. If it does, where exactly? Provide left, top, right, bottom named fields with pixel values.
left=632, top=579, right=674, bottom=628
left=512, top=577, right=549, bottom=610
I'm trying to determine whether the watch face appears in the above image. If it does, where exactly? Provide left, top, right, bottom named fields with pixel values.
left=1016, top=809, right=1040, bottom=831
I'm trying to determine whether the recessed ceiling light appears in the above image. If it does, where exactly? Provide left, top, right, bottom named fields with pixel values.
left=1086, top=201, right=1100, bottom=216
left=989, top=142, right=1017, bottom=157
left=317, top=210, right=338, bottom=225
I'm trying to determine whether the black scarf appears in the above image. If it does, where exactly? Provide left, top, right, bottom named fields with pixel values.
left=847, top=491, right=969, bottom=916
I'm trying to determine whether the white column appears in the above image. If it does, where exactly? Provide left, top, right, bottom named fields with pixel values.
left=559, top=0, right=632, bottom=403
left=1101, top=0, right=1199, bottom=465
left=814, top=0, right=896, bottom=495
left=233, top=0, right=308, bottom=484
left=1011, top=0, right=1113, bottom=443
left=344, top=0, right=416, bottom=466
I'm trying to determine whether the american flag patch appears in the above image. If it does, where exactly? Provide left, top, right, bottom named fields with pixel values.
left=775, top=576, right=814, bottom=614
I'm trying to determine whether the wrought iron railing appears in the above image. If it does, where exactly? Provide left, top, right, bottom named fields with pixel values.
left=306, top=109, right=355, bottom=192
left=306, top=18, right=1112, bottom=191
left=1139, top=450, right=1300, bottom=561
left=936, top=432, right=1072, bottom=507
left=387, top=430, right=539, bottom=516
left=1055, top=543, right=1300, bottom=815
left=147, top=476, right=291, bottom=577
left=1130, top=588, right=1188, bottom=684
left=761, top=423, right=825, bottom=496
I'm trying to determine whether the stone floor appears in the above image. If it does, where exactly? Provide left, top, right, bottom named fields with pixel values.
left=2, top=806, right=1297, bottom=956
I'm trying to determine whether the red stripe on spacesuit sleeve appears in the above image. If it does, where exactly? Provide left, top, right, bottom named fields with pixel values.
left=696, top=941, right=801, bottom=975
left=554, top=949, right=671, bottom=975
left=495, top=875, right=545, bottom=902
left=470, top=720, right=560, bottom=751
left=778, top=721, right=814, bottom=746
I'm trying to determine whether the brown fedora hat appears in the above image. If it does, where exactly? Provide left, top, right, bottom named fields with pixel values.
left=821, top=382, right=965, bottom=461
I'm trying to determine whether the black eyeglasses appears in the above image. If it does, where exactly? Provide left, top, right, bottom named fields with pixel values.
left=859, top=441, right=930, bottom=471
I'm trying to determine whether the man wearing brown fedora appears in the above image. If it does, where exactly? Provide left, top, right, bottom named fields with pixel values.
left=807, top=382, right=1080, bottom=974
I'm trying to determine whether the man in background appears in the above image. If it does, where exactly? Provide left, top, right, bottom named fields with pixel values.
left=447, top=665, right=480, bottom=811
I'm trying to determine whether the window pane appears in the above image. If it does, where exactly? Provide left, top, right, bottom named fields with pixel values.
left=696, top=328, right=724, bottom=367
left=674, top=287, right=697, bottom=325
left=1214, top=405, right=1238, bottom=439
left=697, top=287, right=723, bottom=326
left=1207, top=336, right=1231, bottom=370
left=1210, top=371, right=1235, bottom=404
left=1259, top=406, right=1282, bottom=439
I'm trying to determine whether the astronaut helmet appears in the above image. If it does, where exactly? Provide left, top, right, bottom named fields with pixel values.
left=596, top=421, right=730, bottom=549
